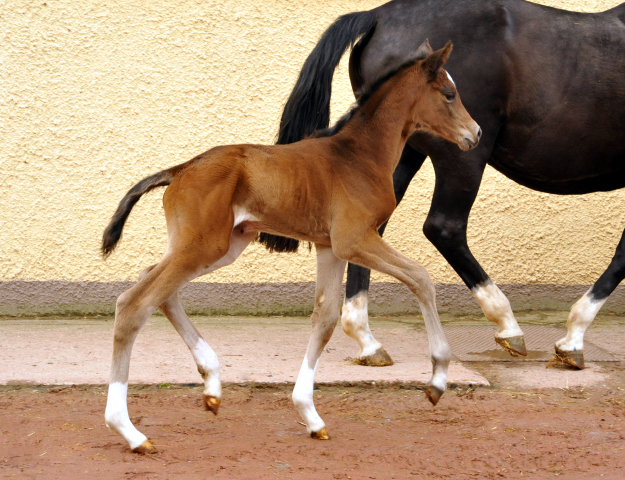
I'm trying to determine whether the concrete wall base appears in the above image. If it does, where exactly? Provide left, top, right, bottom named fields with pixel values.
left=2, top=281, right=625, bottom=317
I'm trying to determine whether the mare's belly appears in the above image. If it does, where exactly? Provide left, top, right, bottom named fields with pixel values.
left=489, top=121, right=625, bottom=194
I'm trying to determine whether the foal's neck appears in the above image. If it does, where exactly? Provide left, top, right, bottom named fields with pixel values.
left=335, top=74, right=422, bottom=174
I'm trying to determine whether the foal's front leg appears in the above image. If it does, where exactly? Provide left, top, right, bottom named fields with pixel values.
left=335, top=230, right=451, bottom=404
left=341, top=146, right=427, bottom=367
left=292, top=245, right=346, bottom=439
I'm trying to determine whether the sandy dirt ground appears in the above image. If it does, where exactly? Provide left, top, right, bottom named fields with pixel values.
left=2, top=313, right=625, bottom=479
left=1, top=382, right=625, bottom=480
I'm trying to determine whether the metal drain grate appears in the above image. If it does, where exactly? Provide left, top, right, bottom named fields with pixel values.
left=442, top=324, right=618, bottom=362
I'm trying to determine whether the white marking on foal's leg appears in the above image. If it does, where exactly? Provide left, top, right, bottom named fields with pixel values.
left=556, top=289, right=606, bottom=352
left=472, top=281, right=523, bottom=338
left=105, top=382, right=148, bottom=450
left=341, top=292, right=382, bottom=357
left=292, top=356, right=325, bottom=434
left=192, top=338, right=221, bottom=400
left=160, top=293, right=223, bottom=411
left=426, top=330, right=450, bottom=394
left=418, top=299, right=451, bottom=400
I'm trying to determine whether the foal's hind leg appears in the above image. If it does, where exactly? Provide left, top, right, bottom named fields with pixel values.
left=554, top=227, right=625, bottom=369
left=139, top=228, right=257, bottom=412
left=137, top=264, right=223, bottom=414
left=334, top=230, right=451, bottom=404
left=159, top=293, right=223, bottom=412
left=293, top=245, right=346, bottom=439
left=105, top=255, right=203, bottom=453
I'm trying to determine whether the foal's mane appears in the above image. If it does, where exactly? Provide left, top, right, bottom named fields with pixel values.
left=310, top=54, right=426, bottom=139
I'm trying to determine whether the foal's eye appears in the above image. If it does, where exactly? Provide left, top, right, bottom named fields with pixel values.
left=441, top=87, right=456, bottom=102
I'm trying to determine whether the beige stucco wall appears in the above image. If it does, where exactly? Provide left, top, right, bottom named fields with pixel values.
left=1, top=0, right=624, bottom=294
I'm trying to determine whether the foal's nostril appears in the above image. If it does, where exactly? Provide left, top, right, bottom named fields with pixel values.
left=477, top=127, right=482, bottom=141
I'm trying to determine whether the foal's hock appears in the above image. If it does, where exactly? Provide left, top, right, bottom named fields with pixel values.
left=102, top=41, right=480, bottom=453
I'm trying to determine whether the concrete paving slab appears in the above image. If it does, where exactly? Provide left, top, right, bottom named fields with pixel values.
left=2, top=312, right=624, bottom=390
left=0, top=316, right=487, bottom=387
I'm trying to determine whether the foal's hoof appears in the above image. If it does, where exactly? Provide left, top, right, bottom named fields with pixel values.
left=425, top=385, right=444, bottom=406
left=551, top=346, right=585, bottom=370
left=354, top=347, right=394, bottom=367
left=203, top=395, right=221, bottom=415
left=496, top=335, right=527, bottom=357
left=310, top=427, right=330, bottom=440
left=132, top=440, right=156, bottom=454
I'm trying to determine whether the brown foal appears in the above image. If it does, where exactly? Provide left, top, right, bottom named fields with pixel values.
left=102, top=41, right=480, bottom=453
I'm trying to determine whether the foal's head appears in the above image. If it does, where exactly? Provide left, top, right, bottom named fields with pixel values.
left=409, top=41, right=481, bottom=151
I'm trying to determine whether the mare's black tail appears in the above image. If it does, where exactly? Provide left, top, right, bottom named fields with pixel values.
left=102, top=165, right=184, bottom=258
left=259, top=10, right=378, bottom=253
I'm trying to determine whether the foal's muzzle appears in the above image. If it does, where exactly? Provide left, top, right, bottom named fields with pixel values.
left=460, top=125, right=481, bottom=151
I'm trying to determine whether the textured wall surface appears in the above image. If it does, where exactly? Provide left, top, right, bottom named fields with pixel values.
left=1, top=0, right=625, bottom=314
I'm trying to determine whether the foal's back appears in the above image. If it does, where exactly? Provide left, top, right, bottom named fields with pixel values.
left=164, top=137, right=383, bottom=246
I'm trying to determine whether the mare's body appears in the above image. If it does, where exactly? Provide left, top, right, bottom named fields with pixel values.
left=265, top=0, right=625, bottom=368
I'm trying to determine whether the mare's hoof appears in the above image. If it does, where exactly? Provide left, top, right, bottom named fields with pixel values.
left=550, top=346, right=585, bottom=370
left=310, top=427, right=330, bottom=440
left=204, top=395, right=221, bottom=415
left=132, top=440, right=156, bottom=454
left=354, top=347, right=394, bottom=367
left=425, top=385, right=444, bottom=406
left=496, top=335, right=527, bottom=357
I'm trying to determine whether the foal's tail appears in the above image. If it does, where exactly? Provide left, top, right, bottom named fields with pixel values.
left=259, top=10, right=378, bottom=253
left=102, top=164, right=185, bottom=258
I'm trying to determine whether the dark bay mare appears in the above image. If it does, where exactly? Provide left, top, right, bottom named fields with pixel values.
left=260, top=0, right=625, bottom=369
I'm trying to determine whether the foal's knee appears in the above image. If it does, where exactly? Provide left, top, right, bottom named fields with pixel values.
left=311, top=302, right=340, bottom=341
left=313, top=303, right=340, bottom=326
left=415, top=268, right=436, bottom=299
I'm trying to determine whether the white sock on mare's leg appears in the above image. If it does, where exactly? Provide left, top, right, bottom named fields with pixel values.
left=472, top=281, right=523, bottom=338
left=556, top=290, right=606, bottom=352
left=341, top=292, right=382, bottom=357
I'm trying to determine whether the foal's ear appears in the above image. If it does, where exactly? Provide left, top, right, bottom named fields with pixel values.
left=422, top=41, right=453, bottom=82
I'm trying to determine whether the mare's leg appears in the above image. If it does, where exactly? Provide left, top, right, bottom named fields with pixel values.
left=555, top=226, right=625, bottom=369
left=293, top=245, right=346, bottom=439
left=424, top=145, right=526, bottom=356
left=139, top=228, right=257, bottom=413
left=335, top=231, right=451, bottom=404
left=342, top=146, right=426, bottom=366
